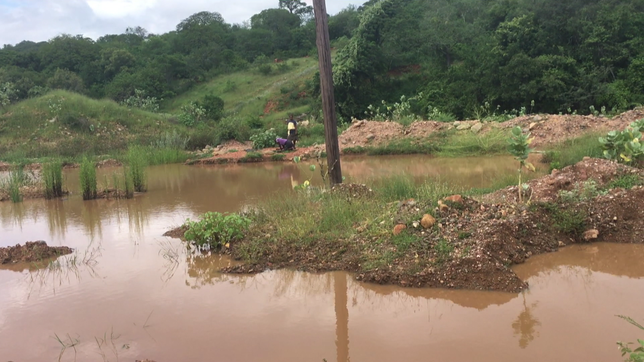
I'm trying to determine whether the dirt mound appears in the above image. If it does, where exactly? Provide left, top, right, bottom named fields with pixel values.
left=339, top=120, right=404, bottom=147
left=0, top=241, right=73, bottom=264
left=495, top=109, right=644, bottom=147
left=163, top=226, right=187, bottom=239
left=484, top=158, right=644, bottom=204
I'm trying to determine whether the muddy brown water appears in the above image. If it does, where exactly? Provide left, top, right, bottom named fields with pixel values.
left=0, top=155, right=642, bottom=362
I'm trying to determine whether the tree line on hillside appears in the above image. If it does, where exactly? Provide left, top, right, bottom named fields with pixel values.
left=328, top=0, right=644, bottom=121
left=2, top=0, right=644, bottom=125
left=0, top=0, right=361, bottom=106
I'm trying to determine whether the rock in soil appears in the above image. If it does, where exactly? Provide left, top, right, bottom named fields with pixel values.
left=0, top=241, right=73, bottom=264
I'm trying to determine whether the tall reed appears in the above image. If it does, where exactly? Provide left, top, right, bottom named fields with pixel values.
left=79, top=157, right=97, bottom=200
left=127, top=146, right=147, bottom=192
left=7, top=166, right=24, bottom=203
left=42, top=161, right=64, bottom=199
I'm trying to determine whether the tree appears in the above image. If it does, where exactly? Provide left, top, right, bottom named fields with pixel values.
left=0, top=82, right=16, bottom=108
left=176, top=11, right=226, bottom=32
left=47, top=68, right=85, bottom=93
left=279, top=0, right=313, bottom=18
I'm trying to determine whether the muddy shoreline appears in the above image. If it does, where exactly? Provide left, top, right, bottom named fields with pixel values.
left=166, top=158, right=644, bottom=293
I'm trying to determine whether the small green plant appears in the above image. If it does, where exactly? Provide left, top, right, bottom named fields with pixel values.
left=79, top=157, right=97, bottom=200
left=184, top=212, right=251, bottom=249
left=250, top=128, right=278, bottom=150
left=120, top=89, right=160, bottom=112
left=127, top=146, right=147, bottom=192
left=42, top=161, right=64, bottom=199
left=434, top=239, right=454, bottom=264
left=507, top=126, right=535, bottom=203
left=599, top=119, right=644, bottom=165
left=365, top=94, right=423, bottom=126
left=240, top=151, right=263, bottom=163
left=271, top=154, right=285, bottom=161
left=616, top=315, right=644, bottom=362
left=608, top=174, right=643, bottom=189
left=178, top=102, right=206, bottom=127
left=558, top=180, right=606, bottom=202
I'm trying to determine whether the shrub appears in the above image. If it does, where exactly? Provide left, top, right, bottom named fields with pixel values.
left=250, top=128, right=278, bottom=149
left=120, top=89, right=160, bottom=112
left=258, top=64, right=273, bottom=76
left=42, top=161, right=63, bottom=199
left=184, top=212, right=251, bottom=249
left=599, top=119, right=644, bottom=165
left=79, top=157, right=97, bottom=200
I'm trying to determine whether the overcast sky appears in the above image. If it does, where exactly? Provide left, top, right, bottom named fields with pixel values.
left=0, top=0, right=360, bottom=46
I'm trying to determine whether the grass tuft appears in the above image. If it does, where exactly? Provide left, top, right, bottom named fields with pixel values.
left=79, top=157, right=97, bottom=200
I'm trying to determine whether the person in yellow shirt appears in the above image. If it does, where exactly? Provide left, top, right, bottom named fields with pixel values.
left=286, top=114, right=298, bottom=148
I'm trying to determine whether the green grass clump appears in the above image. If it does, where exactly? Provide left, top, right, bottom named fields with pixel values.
left=127, top=146, right=147, bottom=192
left=79, top=157, right=97, bottom=200
left=607, top=174, right=643, bottom=189
left=436, top=129, right=509, bottom=157
left=271, top=154, right=285, bottom=161
left=42, top=161, right=63, bottom=199
left=542, top=133, right=603, bottom=171
left=374, top=175, right=417, bottom=201
left=6, top=166, right=25, bottom=203
left=239, top=152, right=263, bottom=163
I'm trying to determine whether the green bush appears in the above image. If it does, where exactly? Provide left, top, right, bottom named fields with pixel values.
left=258, top=64, right=273, bottom=76
left=184, top=212, right=251, bottom=249
left=42, top=161, right=63, bottom=199
left=79, top=157, right=97, bottom=200
left=599, top=119, right=644, bottom=165
left=250, top=128, right=278, bottom=149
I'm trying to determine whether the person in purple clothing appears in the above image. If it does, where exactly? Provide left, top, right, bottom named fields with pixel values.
left=276, top=137, right=295, bottom=151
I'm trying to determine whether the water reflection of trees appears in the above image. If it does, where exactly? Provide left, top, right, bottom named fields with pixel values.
left=511, top=292, right=541, bottom=349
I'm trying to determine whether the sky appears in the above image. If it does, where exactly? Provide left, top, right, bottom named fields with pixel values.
left=0, top=0, right=360, bottom=46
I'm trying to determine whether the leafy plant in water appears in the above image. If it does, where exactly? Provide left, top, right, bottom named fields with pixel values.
left=616, top=315, right=644, bottom=362
left=507, top=126, right=535, bottom=203
left=79, top=157, right=97, bottom=200
left=184, top=212, right=251, bottom=249
left=250, top=128, right=278, bottom=150
left=6, top=165, right=25, bottom=203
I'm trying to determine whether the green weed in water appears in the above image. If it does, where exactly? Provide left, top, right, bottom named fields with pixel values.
left=79, top=157, right=97, bottom=200
left=42, top=161, right=63, bottom=199
left=7, top=166, right=24, bottom=203
left=127, top=146, right=147, bottom=192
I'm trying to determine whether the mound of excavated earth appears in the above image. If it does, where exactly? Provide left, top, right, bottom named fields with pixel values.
left=0, top=241, right=73, bottom=264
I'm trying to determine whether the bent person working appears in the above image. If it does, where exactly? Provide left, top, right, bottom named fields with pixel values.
left=276, top=137, right=295, bottom=151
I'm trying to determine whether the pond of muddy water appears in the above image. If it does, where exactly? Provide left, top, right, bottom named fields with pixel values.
left=0, top=155, right=642, bottom=362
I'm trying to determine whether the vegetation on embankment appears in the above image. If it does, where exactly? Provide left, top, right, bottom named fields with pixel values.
left=169, top=158, right=644, bottom=292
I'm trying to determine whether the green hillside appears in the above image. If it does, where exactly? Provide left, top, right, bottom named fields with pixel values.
left=0, top=90, right=183, bottom=161
left=165, top=56, right=319, bottom=126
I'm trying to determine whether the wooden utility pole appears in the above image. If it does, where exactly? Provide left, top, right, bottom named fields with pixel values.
left=313, top=0, right=343, bottom=185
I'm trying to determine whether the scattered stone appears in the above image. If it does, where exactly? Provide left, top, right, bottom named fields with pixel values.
left=412, top=221, right=420, bottom=228
left=444, top=195, right=463, bottom=204
left=471, top=123, right=483, bottom=134
left=366, top=133, right=376, bottom=141
left=438, top=200, right=449, bottom=212
left=529, top=122, right=537, bottom=130
left=393, top=224, right=407, bottom=235
left=583, top=229, right=599, bottom=241
left=558, top=241, right=566, bottom=247
left=421, top=214, right=436, bottom=229
left=456, top=124, right=471, bottom=131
